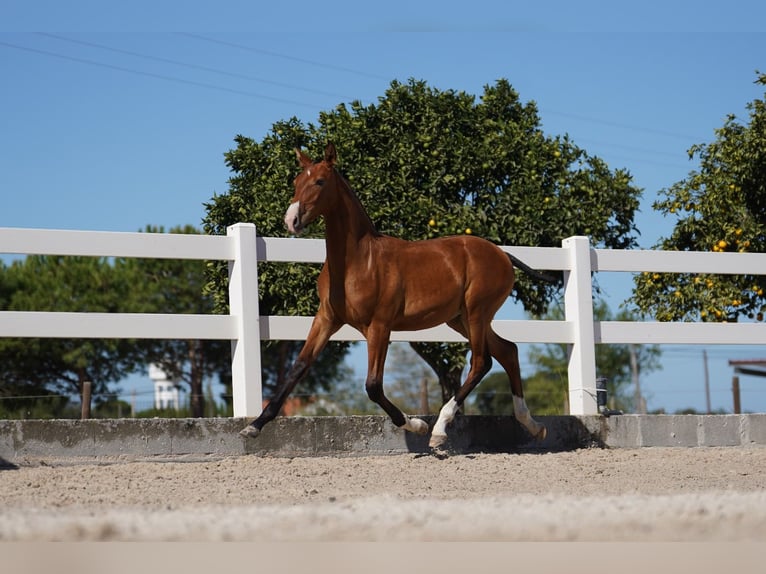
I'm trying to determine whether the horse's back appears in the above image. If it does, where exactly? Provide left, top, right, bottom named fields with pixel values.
left=387, top=233, right=515, bottom=299
left=402, top=234, right=512, bottom=275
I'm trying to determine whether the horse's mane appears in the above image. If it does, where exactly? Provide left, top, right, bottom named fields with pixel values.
left=332, top=166, right=382, bottom=237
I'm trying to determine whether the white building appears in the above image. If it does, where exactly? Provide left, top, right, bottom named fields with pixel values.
left=149, top=364, right=182, bottom=411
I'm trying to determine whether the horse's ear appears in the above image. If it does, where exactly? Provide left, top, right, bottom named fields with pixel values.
left=295, top=148, right=312, bottom=168
left=324, top=142, right=337, bottom=166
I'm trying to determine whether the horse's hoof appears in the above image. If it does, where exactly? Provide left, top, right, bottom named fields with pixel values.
left=428, top=432, right=447, bottom=450
left=405, top=417, right=429, bottom=435
left=239, top=425, right=261, bottom=439
left=534, top=425, right=547, bottom=442
left=430, top=447, right=450, bottom=460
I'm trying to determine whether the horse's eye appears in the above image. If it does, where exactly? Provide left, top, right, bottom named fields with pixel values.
left=315, top=179, right=325, bottom=186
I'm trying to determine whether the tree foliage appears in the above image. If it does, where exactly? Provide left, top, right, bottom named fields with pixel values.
left=0, top=226, right=232, bottom=418
left=125, top=225, right=232, bottom=417
left=203, top=78, right=642, bottom=401
left=633, top=73, right=766, bottom=322
left=0, top=254, right=143, bottom=415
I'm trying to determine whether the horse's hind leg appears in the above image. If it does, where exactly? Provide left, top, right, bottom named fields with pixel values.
left=365, top=324, right=428, bottom=435
left=429, top=317, right=493, bottom=449
left=487, top=330, right=546, bottom=440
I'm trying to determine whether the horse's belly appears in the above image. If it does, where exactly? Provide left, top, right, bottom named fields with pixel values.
left=392, top=294, right=461, bottom=331
left=391, top=312, right=454, bottom=332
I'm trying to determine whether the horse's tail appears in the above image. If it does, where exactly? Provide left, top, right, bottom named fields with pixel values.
left=507, top=253, right=559, bottom=283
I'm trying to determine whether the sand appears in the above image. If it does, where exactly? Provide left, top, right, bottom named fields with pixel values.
left=2, top=446, right=765, bottom=541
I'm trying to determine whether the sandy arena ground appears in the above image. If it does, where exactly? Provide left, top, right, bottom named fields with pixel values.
left=2, top=446, right=766, bottom=541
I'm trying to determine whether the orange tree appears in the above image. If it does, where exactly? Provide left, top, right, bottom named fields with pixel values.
left=633, top=73, right=766, bottom=322
left=204, top=78, right=642, bottom=401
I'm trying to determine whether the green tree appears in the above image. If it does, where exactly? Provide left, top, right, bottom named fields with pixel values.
left=0, top=261, right=55, bottom=418
left=320, top=344, right=442, bottom=415
left=633, top=73, right=766, bottom=322
left=260, top=340, right=353, bottom=405
left=0, top=226, right=234, bottom=419
left=473, top=302, right=662, bottom=415
left=0, top=255, right=142, bottom=416
left=383, top=343, right=443, bottom=415
left=123, top=225, right=233, bottom=418
left=204, top=78, right=642, bottom=402
left=472, top=370, right=566, bottom=416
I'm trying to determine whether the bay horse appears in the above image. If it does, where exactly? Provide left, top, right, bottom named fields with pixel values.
left=240, top=143, right=548, bottom=449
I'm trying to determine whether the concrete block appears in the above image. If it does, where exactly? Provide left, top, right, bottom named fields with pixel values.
left=0, top=420, right=19, bottom=461
left=14, top=419, right=96, bottom=458
left=698, top=415, right=744, bottom=447
left=603, top=414, right=641, bottom=448
left=2, top=415, right=765, bottom=463
left=248, top=416, right=318, bottom=456
left=169, top=418, right=245, bottom=456
left=637, top=415, right=700, bottom=447
left=93, top=419, right=172, bottom=457
left=743, top=413, right=766, bottom=445
left=320, top=415, right=415, bottom=455
left=550, top=415, right=605, bottom=450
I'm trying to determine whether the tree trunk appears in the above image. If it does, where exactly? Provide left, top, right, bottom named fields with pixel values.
left=189, top=341, right=205, bottom=418
left=78, top=369, right=91, bottom=419
left=419, top=377, right=429, bottom=414
left=439, top=368, right=464, bottom=404
left=81, top=380, right=92, bottom=419
left=409, top=342, right=466, bottom=404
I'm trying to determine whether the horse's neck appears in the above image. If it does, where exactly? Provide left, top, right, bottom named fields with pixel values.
left=324, top=180, right=379, bottom=270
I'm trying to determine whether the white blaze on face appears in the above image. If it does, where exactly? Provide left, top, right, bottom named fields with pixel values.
left=284, top=201, right=301, bottom=234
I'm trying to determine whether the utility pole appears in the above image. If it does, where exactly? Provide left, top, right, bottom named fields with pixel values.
left=419, top=377, right=429, bottom=414
left=703, top=349, right=712, bottom=414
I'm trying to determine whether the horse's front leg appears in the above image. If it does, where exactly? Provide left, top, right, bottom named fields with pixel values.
left=240, top=307, right=340, bottom=439
left=364, top=324, right=428, bottom=435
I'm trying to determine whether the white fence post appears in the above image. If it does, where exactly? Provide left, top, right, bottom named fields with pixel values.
left=562, top=236, right=598, bottom=415
left=227, top=223, right=262, bottom=418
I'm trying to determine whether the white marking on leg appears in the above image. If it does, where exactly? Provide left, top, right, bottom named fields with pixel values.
left=513, top=395, right=546, bottom=440
left=284, top=201, right=301, bottom=234
left=429, top=397, right=459, bottom=447
left=399, top=415, right=428, bottom=435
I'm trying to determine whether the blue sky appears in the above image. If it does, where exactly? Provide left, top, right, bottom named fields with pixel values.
left=2, top=2, right=766, bottom=413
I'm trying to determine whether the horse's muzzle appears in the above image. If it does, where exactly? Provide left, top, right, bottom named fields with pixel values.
left=284, top=201, right=303, bottom=235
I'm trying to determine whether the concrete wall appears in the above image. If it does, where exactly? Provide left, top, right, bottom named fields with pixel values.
left=2, top=414, right=765, bottom=464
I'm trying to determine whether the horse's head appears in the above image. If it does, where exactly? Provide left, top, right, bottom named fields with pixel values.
left=284, top=143, right=339, bottom=235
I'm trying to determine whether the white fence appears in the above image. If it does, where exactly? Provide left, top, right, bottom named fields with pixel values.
left=2, top=224, right=766, bottom=417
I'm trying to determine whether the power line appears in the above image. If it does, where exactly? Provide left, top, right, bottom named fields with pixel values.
left=594, top=153, right=691, bottom=171
left=541, top=108, right=707, bottom=142
left=2, top=36, right=716, bottom=169
left=574, top=136, right=694, bottom=160
left=36, top=32, right=355, bottom=102
left=0, top=40, right=325, bottom=110
left=178, top=32, right=392, bottom=82
left=182, top=33, right=709, bottom=144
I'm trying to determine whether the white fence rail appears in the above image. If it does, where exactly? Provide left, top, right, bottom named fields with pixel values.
left=2, top=224, right=765, bottom=417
